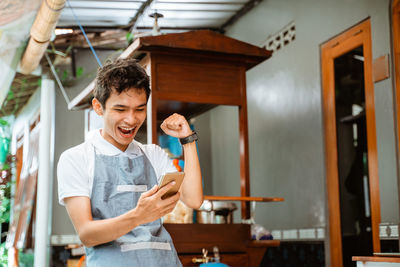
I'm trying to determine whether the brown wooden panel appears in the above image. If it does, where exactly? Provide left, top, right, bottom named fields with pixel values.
left=392, top=0, right=400, bottom=251
left=373, top=55, right=390, bottom=82
left=68, top=30, right=271, bottom=110
left=15, top=146, right=23, bottom=188
left=156, top=100, right=216, bottom=121
left=321, top=40, right=343, bottom=267
left=239, top=68, right=250, bottom=219
left=164, top=224, right=250, bottom=253
left=156, top=92, right=241, bottom=106
left=361, top=20, right=382, bottom=254
left=134, top=30, right=272, bottom=66
left=154, top=58, right=242, bottom=103
left=6, top=125, right=40, bottom=249
left=151, top=55, right=158, bottom=144
left=204, top=195, right=284, bottom=202
left=352, top=256, right=400, bottom=263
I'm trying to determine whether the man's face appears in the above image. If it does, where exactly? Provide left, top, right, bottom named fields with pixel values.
left=93, top=88, right=147, bottom=151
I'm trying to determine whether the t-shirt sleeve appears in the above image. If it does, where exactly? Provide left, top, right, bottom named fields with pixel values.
left=57, top=146, right=91, bottom=206
left=144, top=144, right=177, bottom=183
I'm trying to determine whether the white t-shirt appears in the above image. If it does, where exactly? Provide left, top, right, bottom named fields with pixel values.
left=57, top=129, right=176, bottom=205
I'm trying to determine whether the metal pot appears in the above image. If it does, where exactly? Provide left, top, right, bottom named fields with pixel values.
left=196, top=200, right=237, bottom=224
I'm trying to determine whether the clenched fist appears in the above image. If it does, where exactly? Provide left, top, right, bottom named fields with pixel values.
left=160, top=113, right=192, bottom=138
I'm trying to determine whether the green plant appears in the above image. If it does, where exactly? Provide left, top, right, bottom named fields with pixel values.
left=19, top=250, right=34, bottom=267
left=0, top=243, right=8, bottom=267
left=0, top=181, right=11, bottom=224
left=0, top=244, right=34, bottom=267
left=126, top=32, right=134, bottom=44
left=0, top=118, right=11, bottom=168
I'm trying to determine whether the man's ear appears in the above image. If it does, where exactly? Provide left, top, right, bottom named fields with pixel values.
left=92, top=98, right=104, bottom=116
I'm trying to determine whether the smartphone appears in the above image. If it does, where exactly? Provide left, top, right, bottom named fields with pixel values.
left=158, top=172, right=185, bottom=199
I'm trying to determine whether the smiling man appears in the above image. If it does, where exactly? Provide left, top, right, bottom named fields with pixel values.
left=57, top=58, right=203, bottom=267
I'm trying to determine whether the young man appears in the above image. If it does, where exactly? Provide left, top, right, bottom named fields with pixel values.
left=57, top=58, right=203, bottom=267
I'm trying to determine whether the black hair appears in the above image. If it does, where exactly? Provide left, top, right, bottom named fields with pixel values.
left=94, top=58, right=150, bottom=108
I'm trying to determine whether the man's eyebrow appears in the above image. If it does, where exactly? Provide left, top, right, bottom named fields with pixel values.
left=112, top=103, right=147, bottom=108
left=112, top=104, right=128, bottom=108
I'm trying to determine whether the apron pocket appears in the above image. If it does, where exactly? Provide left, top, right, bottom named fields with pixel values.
left=120, top=242, right=172, bottom=252
left=109, top=185, right=147, bottom=216
left=116, top=184, right=147, bottom=192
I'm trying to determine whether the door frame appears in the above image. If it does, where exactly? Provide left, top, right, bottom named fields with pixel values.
left=392, top=0, right=400, bottom=249
left=321, top=18, right=381, bottom=267
left=393, top=1, right=400, bottom=132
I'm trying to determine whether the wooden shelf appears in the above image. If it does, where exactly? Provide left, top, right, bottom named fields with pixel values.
left=247, top=240, right=280, bottom=248
left=164, top=224, right=251, bottom=253
left=204, top=195, right=284, bottom=202
left=352, top=256, right=400, bottom=263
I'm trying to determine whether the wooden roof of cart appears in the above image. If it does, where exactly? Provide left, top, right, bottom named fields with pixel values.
left=68, top=30, right=272, bottom=110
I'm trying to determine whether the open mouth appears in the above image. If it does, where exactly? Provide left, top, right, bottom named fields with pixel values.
left=118, top=126, right=136, bottom=138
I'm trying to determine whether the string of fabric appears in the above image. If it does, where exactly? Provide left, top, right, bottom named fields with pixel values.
left=66, top=0, right=103, bottom=67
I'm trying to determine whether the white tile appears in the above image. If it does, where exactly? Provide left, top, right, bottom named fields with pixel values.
left=282, top=229, right=298, bottom=240
left=271, top=230, right=281, bottom=240
left=299, top=228, right=316, bottom=239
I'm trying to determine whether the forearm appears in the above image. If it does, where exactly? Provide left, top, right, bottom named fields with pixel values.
left=74, top=209, right=140, bottom=247
left=180, top=141, right=203, bottom=209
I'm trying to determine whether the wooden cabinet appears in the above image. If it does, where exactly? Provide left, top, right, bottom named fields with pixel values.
left=179, top=253, right=249, bottom=267
left=125, top=30, right=272, bottom=219
left=164, top=224, right=280, bottom=267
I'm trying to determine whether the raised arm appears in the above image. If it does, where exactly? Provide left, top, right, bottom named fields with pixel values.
left=64, top=183, right=180, bottom=247
left=160, top=113, right=203, bottom=209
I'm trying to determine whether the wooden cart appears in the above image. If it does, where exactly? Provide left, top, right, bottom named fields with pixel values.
left=70, top=30, right=283, bottom=267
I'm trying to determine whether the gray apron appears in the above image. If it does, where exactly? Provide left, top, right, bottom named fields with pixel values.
left=85, top=146, right=182, bottom=267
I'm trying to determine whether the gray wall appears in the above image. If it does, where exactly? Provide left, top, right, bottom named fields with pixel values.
left=51, top=79, right=85, bottom=235
left=201, top=0, right=398, bottom=232
left=193, top=112, right=214, bottom=196
left=51, top=49, right=118, bottom=236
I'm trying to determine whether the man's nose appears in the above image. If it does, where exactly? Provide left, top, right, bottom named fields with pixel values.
left=125, top=112, right=138, bottom=125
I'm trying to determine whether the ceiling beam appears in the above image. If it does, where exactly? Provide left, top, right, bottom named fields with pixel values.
left=125, top=0, right=155, bottom=31
left=219, top=0, right=263, bottom=31
left=136, top=26, right=224, bottom=33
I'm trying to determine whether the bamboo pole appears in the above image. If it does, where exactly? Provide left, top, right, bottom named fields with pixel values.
left=20, top=0, right=66, bottom=74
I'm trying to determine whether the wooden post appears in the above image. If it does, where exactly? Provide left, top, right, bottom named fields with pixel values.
left=238, top=65, right=251, bottom=219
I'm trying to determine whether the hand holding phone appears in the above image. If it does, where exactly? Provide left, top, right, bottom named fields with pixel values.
left=158, top=172, right=185, bottom=199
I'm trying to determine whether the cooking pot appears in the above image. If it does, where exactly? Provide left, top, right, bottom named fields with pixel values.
left=196, top=200, right=237, bottom=224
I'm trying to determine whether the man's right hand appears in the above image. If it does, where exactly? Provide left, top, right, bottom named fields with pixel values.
left=132, top=182, right=180, bottom=225
left=64, top=182, right=180, bottom=248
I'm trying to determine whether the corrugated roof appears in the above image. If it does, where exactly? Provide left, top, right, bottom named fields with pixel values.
left=1, top=73, right=41, bottom=116
left=2, top=0, right=263, bottom=115
left=57, top=0, right=260, bottom=32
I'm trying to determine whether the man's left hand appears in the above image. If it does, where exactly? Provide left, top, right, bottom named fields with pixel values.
left=160, top=113, right=192, bottom=138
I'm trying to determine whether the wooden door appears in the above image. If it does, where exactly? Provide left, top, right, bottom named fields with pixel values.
left=321, top=19, right=380, bottom=267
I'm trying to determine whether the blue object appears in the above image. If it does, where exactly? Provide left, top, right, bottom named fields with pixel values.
left=178, top=159, right=184, bottom=171
left=200, top=263, right=230, bottom=267
left=168, top=136, right=182, bottom=157
left=0, top=137, right=10, bottom=166
left=66, top=0, right=103, bottom=67
left=158, top=135, right=170, bottom=149
left=158, top=135, right=182, bottom=158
